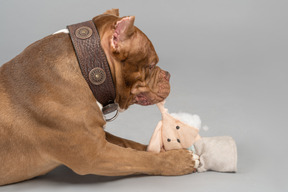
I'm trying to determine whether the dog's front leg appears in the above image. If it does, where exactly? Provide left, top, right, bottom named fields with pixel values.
left=50, top=130, right=197, bottom=176
left=105, top=131, right=147, bottom=151
left=75, top=143, right=196, bottom=176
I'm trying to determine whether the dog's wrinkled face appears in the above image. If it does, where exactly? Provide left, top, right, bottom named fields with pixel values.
left=113, top=17, right=171, bottom=109
left=96, top=11, right=170, bottom=110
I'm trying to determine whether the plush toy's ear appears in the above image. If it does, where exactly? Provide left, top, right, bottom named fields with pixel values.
left=147, top=121, right=163, bottom=153
left=156, top=100, right=168, bottom=114
left=104, top=8, right=119, bottom=16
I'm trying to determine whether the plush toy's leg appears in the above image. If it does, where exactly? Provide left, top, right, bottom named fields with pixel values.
left=194, top=136, right=237, bottom=173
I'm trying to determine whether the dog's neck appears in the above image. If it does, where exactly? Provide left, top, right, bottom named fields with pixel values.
left=53, top=20, right=129, bottom=112
left=67, top=20, right=119, bottom=121
left=93, top=16, right=136, bottom=110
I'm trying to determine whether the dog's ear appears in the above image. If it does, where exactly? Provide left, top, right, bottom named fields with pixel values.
left=104, top=8, right=119, bottom=16
left=147, top=121, right=163, bottom=153
left=111, top=16, right=135, bottom=55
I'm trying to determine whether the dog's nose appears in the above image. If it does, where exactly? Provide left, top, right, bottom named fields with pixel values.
left=165, top=71, right=171, bottom=81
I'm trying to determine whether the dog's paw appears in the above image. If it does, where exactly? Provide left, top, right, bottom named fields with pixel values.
left=158, top=149, right=199, bottom=175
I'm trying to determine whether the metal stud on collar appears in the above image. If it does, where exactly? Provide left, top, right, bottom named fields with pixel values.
left=75, top=26, right=93, bottom=39
left=89, top=67, right=106, bottom=85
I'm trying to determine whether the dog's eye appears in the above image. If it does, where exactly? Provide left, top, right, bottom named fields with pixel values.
left=177, top=139, right=181, bottom=143
left=149, top=65, right=155, bottom=70
left=167, top=138, right=171, bottom=142
left=176, top=126, right=180, bottom=130
left=149, top=63, right=155, bottom=70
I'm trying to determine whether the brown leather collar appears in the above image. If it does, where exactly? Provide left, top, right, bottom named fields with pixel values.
left=67, top=20, right=118, bottom=121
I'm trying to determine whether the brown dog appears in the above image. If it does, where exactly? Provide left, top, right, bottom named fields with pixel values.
left=0, top=9, right=198, bottom=186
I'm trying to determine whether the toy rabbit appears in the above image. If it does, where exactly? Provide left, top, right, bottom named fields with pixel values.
left=147, top=101, right=237, bottom=173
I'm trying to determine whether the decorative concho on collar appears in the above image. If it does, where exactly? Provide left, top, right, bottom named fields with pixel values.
left=67, top=21, right=118, bottom=122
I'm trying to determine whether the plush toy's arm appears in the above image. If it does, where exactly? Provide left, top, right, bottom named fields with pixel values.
left=156, top=101, right=168, bottom=114
left=147, top=121, right=163, bottom=153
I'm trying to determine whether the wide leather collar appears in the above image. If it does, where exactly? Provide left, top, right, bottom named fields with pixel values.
left=67, top=20, right=118, bottom=121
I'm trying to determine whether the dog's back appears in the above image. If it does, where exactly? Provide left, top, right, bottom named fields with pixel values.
left=0, top=34, right=72, bottom=185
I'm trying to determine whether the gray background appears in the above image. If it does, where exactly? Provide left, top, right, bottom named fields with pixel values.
left=0, top=0, right=287, bottom=191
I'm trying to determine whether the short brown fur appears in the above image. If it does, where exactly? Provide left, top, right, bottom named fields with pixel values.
left=0, top=9, right=197, bottom=185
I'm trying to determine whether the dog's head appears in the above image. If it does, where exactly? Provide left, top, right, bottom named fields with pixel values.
left=93, top=9, right=170, bottom=110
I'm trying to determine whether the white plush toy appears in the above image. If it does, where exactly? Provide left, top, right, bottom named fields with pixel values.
left=147, top=101, right=237, bottom=173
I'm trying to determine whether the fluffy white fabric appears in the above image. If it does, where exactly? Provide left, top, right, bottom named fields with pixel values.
left=202, top=125, right=209, bottom=131
left=170, top=113, right=201, bottom=129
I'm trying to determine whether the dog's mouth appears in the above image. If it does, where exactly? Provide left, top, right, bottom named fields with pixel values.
left=133, top=70, right=171, bottom=106
left=134, top=92, right=164, bottom=106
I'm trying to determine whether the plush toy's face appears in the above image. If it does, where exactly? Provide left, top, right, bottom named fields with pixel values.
left=162, top=113, right=200, bottom=151
left=147, top=101, right=201, bottom=153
